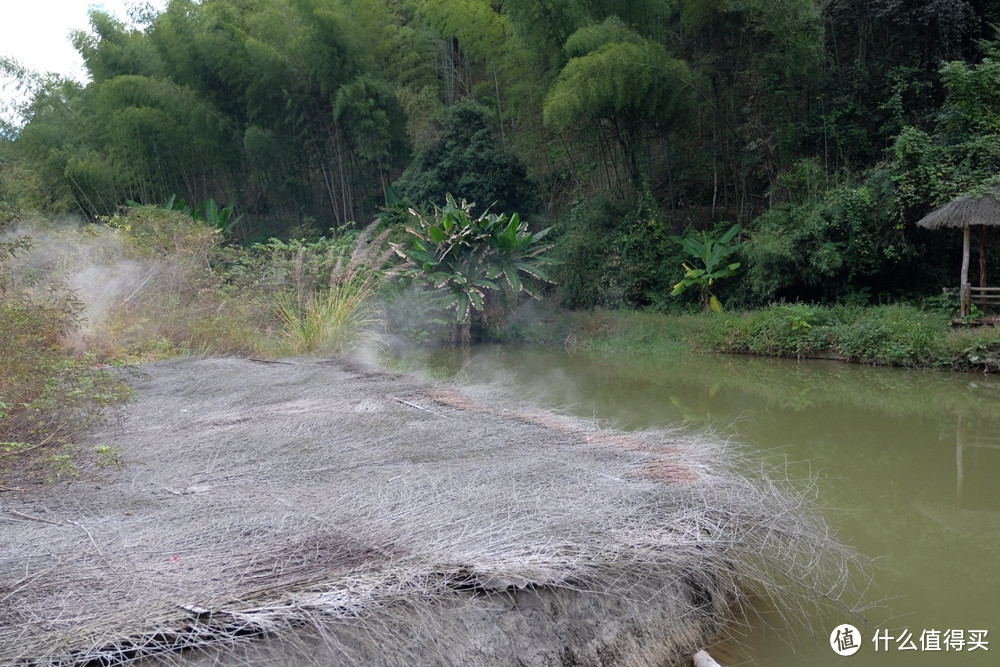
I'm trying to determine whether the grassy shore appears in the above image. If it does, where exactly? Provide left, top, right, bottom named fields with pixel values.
left=562, top=303, right=1000, bottom=372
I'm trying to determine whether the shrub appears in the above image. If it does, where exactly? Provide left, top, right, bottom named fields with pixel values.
left=82, top=208, right=257, bottom=360
left=707, top=303, right=957, bottom=366
left=553, top=190, right=681, bottom=310
left=1, top=235, right=133, bottom=473
left=394, top=100, right=535, bottom=216
left=742, top=182, right=917, bottom=304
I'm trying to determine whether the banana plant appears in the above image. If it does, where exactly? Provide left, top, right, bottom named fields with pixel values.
left=396, top=195, right=555, bottom=344
left=196, top=198, right=242, bottom=234
left=670, top=223, right=743, bottom=312
left=479, top=209, right=556, bottom=299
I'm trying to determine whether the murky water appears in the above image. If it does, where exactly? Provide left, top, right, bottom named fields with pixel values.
left=410, top=345, right=1000, bottom=666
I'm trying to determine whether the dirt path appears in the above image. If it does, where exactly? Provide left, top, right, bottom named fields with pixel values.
left=0, top=356, right=862, bottom=666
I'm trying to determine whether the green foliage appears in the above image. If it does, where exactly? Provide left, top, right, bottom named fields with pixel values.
left=551, top=198, right=626, bottom=310
left=72, top=10, right=163, bottom=83
left=395, top=100, right=535, bottom=215
left=275, top=282, right=381, bottom=355
left=41, top=208, right=252, bottom=361
left=818, top=0, right=987, bottom=169
left=735, top=45, right=1000, bottom=307
left=198, top=199, right=243, bottom=235
left=417, top=0, right=514, bottom=66
left=502, top=0, right=677, bottom=60
left=8, top=0, right=432, bottom=232
left=545, top=19, right=693, bottom=132
left=48, top=453, right=79, bottom=480
left=707, top=303, right=833, bottom=357
left=707, top=303, right=963, bottom=367
left=891, top=54, right=1000, bottom=220
left=379, top=283, right=455, bottom=345
left=396, top=194, right=554, bottom=343
left=543, top=18, right=694, bottom=185
left=237, top=224, right=391, bottom=295
left=742, top=181, right=913, bottom=303
left=334, top=74, right=411, bottom=171
left=553, top=191, right=680, bottom=311
left=225, top=221, right=394, bottom=355
left=94, top=444, right=124, bottom=469
left=669, top=223, right=743, bottom=311
left=0, top=233, right=31, bottom=281
left=148, top=195, right=245, bottom=235
left=272, top=221, right=392, bottom=355
left=2, top=210, right=395, bottom=388
left=562, top=308, right=694, bottom=357
left=88, top=74, right=236, bottom=211
left=6, top=0, right=1000, bottom=311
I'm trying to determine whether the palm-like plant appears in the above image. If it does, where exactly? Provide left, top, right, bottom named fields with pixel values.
left=396, top=195, right=555, bottom=344
left=670, top=223, right=743, bottom=312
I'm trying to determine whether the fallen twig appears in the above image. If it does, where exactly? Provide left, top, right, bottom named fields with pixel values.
left=9, top=509, right=62, bottom=526
left=68, top=520, right=107, bottom=562
left=4, top=427, right=63, bottom=458
left=390, top=396, right=450, bottom=418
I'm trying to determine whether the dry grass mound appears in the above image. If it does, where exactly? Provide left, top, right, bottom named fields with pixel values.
left=0, top=356, right=868, bottom=666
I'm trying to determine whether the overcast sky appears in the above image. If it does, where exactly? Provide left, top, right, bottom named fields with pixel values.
left=1, top=1, right=168, bottom=81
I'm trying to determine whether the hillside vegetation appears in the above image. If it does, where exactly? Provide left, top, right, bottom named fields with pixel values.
left=3, top=0, right=1000, bottom=310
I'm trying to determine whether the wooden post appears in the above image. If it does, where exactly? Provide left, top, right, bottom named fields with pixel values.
left=961, top=224, right=971, bottom=316
left=980, top=226, right=988, bottom=288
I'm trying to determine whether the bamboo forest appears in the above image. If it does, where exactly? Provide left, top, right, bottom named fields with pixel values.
left=4, top=0, right=1000, bottom=311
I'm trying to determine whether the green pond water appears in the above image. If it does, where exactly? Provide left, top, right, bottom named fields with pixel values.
left=411, top=345, right=1000, bottom=666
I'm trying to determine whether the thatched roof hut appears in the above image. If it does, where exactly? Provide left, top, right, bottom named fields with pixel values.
left=916, top=186, right=1000, bottom=230
left=916, top=185, right=1000, bottom=315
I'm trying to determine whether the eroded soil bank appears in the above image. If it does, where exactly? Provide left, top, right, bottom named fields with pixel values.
left=0, top=356, right=862, bottom=666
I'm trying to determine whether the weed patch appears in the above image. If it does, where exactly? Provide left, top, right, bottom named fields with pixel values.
left=1, top=248, right=133, bottom=477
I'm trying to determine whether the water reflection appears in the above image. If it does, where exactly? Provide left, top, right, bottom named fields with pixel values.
left=404, top=345, right=1000, bottom=666
left=955, top=415, right=1000, bottom=511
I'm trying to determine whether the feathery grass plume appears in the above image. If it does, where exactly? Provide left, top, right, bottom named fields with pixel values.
left=277, top=221, right=393, bottom=355
left=275, top=283, right=379, bottom=355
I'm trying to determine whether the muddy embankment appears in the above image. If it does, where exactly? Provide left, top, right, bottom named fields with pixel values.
left=0, top=356, right=865, bottom=666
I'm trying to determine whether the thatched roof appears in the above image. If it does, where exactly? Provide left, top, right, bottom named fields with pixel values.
left=917, top=185, right=1000, bottom=229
